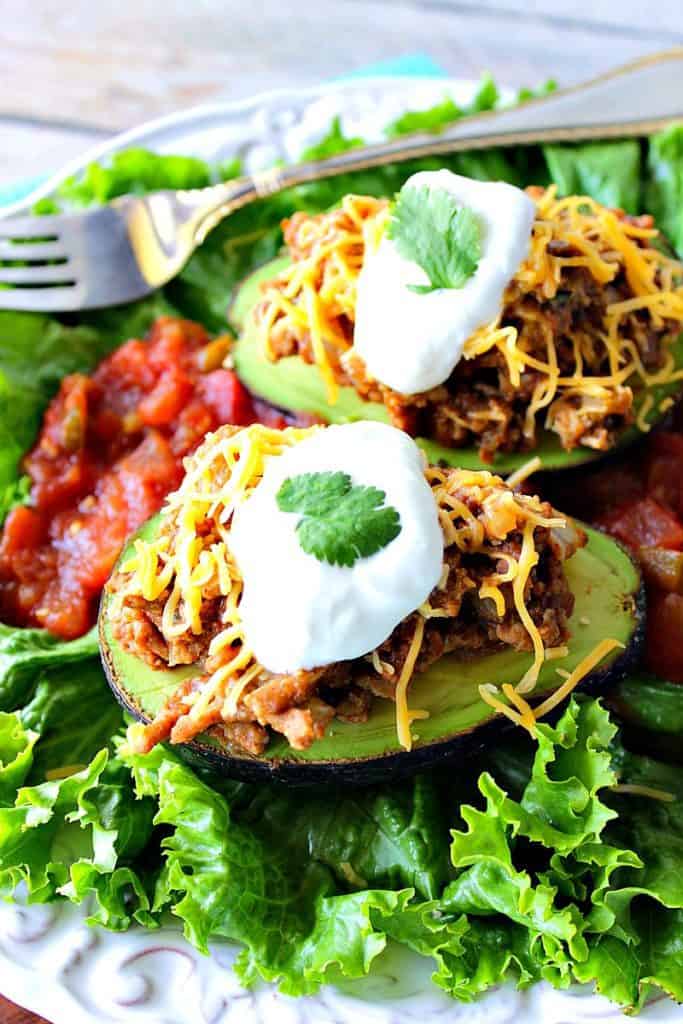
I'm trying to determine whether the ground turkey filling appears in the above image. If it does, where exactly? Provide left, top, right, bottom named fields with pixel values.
left=255, top=189, right=682, bottom=461
left=108, top=433, right=584, bottom=756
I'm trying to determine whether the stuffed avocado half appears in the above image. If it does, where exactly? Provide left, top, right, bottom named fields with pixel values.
left=230, top=171, right=683, bottom=474
left=98, top=421, right=643, bottom=785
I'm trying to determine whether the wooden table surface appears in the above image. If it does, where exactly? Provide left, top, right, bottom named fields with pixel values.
left=1, top=0, right=682, bottom=1020
left=3, top=0, right=683, bottom=189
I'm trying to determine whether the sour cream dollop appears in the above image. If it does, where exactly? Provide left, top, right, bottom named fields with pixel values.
left=353, top=169, right=536, bottom=394
left=229, top=422, right=443, bottom=674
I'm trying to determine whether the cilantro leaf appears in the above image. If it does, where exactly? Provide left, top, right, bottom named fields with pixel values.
left=387, top=184, right=482, bottom=294
left=276, top=471, right=401, bottom=567
left=276, top=470, right=350, bottom=517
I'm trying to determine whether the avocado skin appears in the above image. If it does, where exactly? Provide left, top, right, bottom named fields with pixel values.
left=99, top=518, right=644, bottom=786
left=230, top=257, right=683, bottom=475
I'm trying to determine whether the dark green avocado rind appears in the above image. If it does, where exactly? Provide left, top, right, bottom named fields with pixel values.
left=229, top=257, right=683, bottom=474
left=99, top=518, right=643, bottom=784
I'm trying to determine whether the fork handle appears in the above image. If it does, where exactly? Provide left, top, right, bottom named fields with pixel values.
left=190, top=48, right=683, bottom=244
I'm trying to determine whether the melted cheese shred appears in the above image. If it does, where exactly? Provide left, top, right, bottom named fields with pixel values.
left=426, top=465, right=566, bottom=696
left=479, top=637, right=624, bottom=735
left=120, top=427, right=585, bottom=752
left=254, top=188, right=683, bottom=436
left=120, top=424, right=317, bottom=733
left=395, top=615, right=427, bottom=751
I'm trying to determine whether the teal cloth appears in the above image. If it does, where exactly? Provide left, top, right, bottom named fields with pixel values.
left=0, top=54, right=446, bottom=208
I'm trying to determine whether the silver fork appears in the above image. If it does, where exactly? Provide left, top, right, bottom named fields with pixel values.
left=3, top=48, right=683, bottom=313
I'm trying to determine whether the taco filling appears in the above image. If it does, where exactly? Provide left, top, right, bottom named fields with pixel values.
left=248, top=170, right=683, bottom=460
left=106, top=421, right=593, bottom=757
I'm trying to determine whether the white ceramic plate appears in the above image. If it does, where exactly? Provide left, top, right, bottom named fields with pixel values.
left=2, top=76, right=682, bottom=1024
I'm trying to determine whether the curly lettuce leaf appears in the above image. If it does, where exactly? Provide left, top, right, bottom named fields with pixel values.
left=0, top=696, right=680, bottom=1009
left=0, top=719, right=155, bottom=928
left=568, top=745, right=683, bottom=1009
left=437, top=700, right=683, bottom=1008
left=119, top=698, right=683, bottom=1005
left=385, top=96, right=463, bottom=139
left=0, top=711, right=38, bottom=805
left=300, top=115, right=364, bottom=160
left=438, top=918, right=546, bottom=1000
left=123, top=743, right=411, bottom=993
left=0, top=747, right=109, bottom=900
left=0, top=313, right=97, bottom=492
left=57, top=148, right=213, bottom=206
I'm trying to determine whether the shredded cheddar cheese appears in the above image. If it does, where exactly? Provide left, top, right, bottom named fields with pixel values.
left=610, top=784, right=676, bottom=803
left=506, top=456, right=542, bottom=490
left=120, top=426, right=587, bottom=752
left=395, top=615, right=427, bottom=751
left=480, top=637, right=624, bottom=734
left=120, top=423, right=318, bottom=734
left=254, top=188, right=683, bottom=447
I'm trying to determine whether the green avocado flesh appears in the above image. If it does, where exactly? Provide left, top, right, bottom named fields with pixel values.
left=230, top=257, right=683, bottom=474
left=99, top=519, right=641, bottom=782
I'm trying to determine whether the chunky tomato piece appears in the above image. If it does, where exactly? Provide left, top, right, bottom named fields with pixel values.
left=646, top=592, right=683, bottom=682
left=139, top=367, right=194, bottom=427
left=0, top=316, right=296, bottom=639
left=639, top=546, right=683, bottom=592
left=102, top=339, right=153, bottom=398
left=650, top=432, right=683, bottom=459
left=0, top=506, right=46, bottom=558
left=35, top=581, right=94, bottom=640
left=601, top=497, right=683, bottom=551
left=199, top=369, right=255, bottom=425
left=116, top=432, right=183, bottom=529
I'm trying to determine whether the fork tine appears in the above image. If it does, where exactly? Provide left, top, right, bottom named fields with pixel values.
left=0, top=285, right=82, bottom=312
left=0, top=240, right=68, bottom=261
left=0, top=265, right=74, bottom=285
left=0, top=215, right=65, bottom=240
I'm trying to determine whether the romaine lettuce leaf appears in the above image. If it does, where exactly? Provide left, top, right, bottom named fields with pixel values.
left=543, top=140, right=642, bottom=212
left=0, top=623, right=98, bottom=711
left=611, top=672, right=683, bottom=736
left=20, top=658, right=123, bottom=781
left=230, top=771, right=449, bottom=899
left=646, top=123, right=683, bottom=254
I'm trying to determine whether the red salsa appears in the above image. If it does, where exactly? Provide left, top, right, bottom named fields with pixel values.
left=549, top=420, right=683, bottom=682
left=0, top=316, right=291, bottom=639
